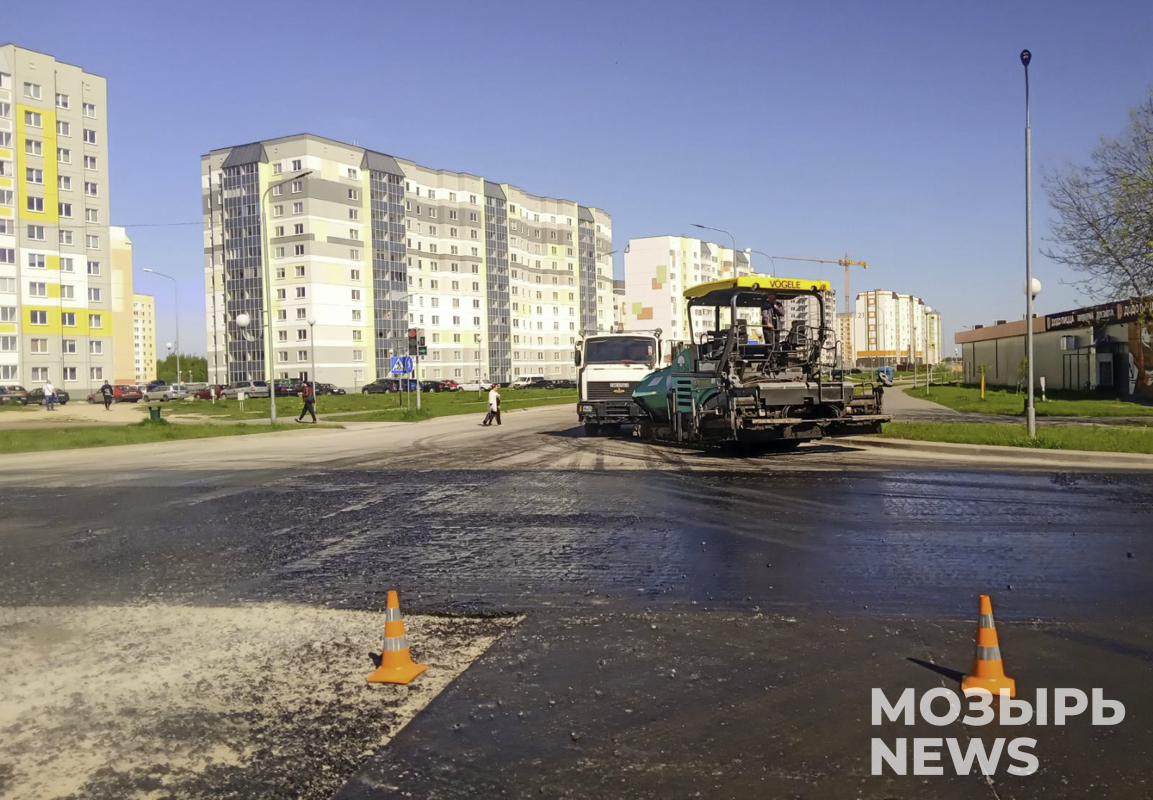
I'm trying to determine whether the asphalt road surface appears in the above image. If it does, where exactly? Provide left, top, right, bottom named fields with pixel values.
left=2, top=405, right=1150, bottom=799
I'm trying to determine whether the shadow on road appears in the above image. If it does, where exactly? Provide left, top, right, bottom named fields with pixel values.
left=906, top=656, right=965, bottom=683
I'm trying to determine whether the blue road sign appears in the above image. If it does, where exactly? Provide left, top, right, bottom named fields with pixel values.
left=390, top=356, right=415, bottom=374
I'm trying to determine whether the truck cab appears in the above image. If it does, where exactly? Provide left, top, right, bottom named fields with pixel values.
left=574, top=331, right=662, bottom=436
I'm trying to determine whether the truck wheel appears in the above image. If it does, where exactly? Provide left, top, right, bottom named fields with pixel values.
left=583, top=423, right=601, bottom=437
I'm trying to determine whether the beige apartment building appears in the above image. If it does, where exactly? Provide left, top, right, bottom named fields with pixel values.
left=0, top=44, right=113, bottom=391
left=132, top=292, right=155, bottom=382
left=202, top=134, right=613, bottom=388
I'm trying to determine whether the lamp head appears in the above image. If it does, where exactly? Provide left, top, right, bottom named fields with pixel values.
left=236, top=312, right=251, bottom=329
left=1020, top=49, right=1031, bottom=67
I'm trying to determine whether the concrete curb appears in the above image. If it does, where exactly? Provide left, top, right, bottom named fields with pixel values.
left=838, top=435, right=1153, bottom=470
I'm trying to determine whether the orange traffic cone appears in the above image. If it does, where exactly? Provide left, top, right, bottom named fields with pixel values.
left=960, top=594, right=1016, bottom=698
left=366, top=590, right=428, bottom=685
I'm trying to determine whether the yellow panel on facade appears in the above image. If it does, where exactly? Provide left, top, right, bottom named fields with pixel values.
left=15, top=104, right=59, bottom=225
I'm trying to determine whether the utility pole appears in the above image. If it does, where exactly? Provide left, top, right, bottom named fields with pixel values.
left=1022, top=49, right=1036, bottom=438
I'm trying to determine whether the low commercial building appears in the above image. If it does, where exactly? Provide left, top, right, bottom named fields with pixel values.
left=955, top=297, right=1153, bottom=399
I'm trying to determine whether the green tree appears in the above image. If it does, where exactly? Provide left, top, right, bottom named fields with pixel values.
left=1044, top=92, right=1153, bottom=302
left=156, top=354, right=207, bottom=384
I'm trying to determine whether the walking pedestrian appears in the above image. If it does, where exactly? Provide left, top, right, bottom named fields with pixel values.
left=100, top=380, right=114, bottom=411
left=44, top=379, right=56, bottom=411
left=296, top=380, right=317, bottom=423
left=482, top=383, right=502, bottom=426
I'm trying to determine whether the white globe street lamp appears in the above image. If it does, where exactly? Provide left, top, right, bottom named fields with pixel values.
left=1024, top=278, right=1042, bottom=298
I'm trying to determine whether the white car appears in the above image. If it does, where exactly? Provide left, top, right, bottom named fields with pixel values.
left=144, top=384, right=187, bottom=402
left=458, top=379, right=492, bottom=391
left=221, top=381, right=270, bottom=399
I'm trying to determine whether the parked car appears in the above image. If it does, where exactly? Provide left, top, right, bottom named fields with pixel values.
left=420, top=380, right=460, bottom=393
left=221, top=381, right=270, bottom=399
left=458, top=379, right=492, bottom=392
left=86, top=385, right=143, bottom=403
left=195, top=384, right=228, bottom=400
left=26, top=387, right=70, bottom=406
left=1, top=385, right=28, bottom=405
left=545, top=379, right=577, bottom=390
left=361, top=378, right=417, bottom=394
left=0, top=386, right=25, bottom=405
left=145, top=379, right=167, bottom=391
left=315, top=383, right=345, bottom=395
left=144, top=384, right=187, bottom=401
left=511, top=376, right=548, bottom=390
left=183, top=382, right=209, bottom=396
left=273, top=379, right=304, bottom=397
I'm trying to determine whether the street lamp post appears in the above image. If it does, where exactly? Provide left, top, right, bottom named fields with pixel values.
left=691, top=223, right=737, bottom=264
left=1021, top=48, right=1036, bottom=437
left=260, top=170, right=313, bottom=423
left=165, top=341, right=175, bottom=384
left=745, top=249, right=777, bottom=276
left=143, top=268, right=179, bottom=390
left=307, top=315, right=317, bottom=407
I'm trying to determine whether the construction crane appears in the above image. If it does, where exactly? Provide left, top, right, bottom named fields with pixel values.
left=770, top=253, right=870, bottom=315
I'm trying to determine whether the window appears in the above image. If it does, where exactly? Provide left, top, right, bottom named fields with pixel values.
left=87, top=260, right=101, bottom=275
left=297, top=329, right=308, bottom=341
left=90, top=341, right=103, bottom=355
left=27, top=226, right=45, bottom=241
left=88, top=288, right=102, bottom=302
left=26, top=197, right=43, bottom=213
left=59, top=202, right=72, bottom=218
left=56, top=92, right=69, bottom=108
left=31, top=310, right=47, bottom=325
left=294, top=265, right=305, bottom=277
left=0, top=162, right=9, bottom=179
left=352, top=349, right=364, bottom=362
left=297, top=350, right=308, bottom=362
left=296, top=308, right=307, bottom=319
left=350, top=287, right=363, bottom=301
left=293, top=223, right=304, bottom=235
left=347, top=168, right=358, bottom=179
left=274, top=247, right=285, bottom=258
left=24, top=82, right=41, bottom=99
left=348, top=188, right=359, bottom=200
left=0, top=335, right=14, bottom=351
left=352, top=330, right=362, bottom=341
left=273, top=204, right=284, bottom=217
left=60, top=257, right=74, bottom=272
left=28, top=281, right=47, bottom=298
left=26, top=139, right=42, bottom=156
left=0, top=277, right=13, bottom=293
left=83, top=129, right=97, bottom=144
left=277, top=310, right=287, bottom=320
left=291, top=159, right=302, bottom=171
left=90, top=367, right=103, bottom=381
left=24, top=111, right=42, bottom=128
left=83, top=102, right=96, bottom=118
left=89, top=314, right=102, bottom=329
left=290, top=180, right=302, bottom=193
left=293, top=244, right=305, bottom=256
left=30, top=338, right=49, bottom=355
left=86, top=235, right=100, bottom=249
left=57, top=121, right=70, bottom=137
left=277, top=330, right=289, bottom=342
left=58, top=148, right=71, bottom=163
left=85, top=182, right=98, bottom=196
left=58, top=175, right=72, bottom=191
left=351, top=309, right=362, bottom=321
left=277, top=351, right=288, bottom=363
left=350, top=269, right=360, bottom=281
left=0, top=73, right=7, bottom=89
left=275, top=267, right=286, bottom=279
left=32, top=367, right=49, bottom=382
left=62, top=340, right=77, bottom=353
left=349, top=208, right=359, bottom=220
left=84, top=155, right=97, bottom=170
left=274, top=225, right=285, bottom=237
left=272, top=185, right=283, bottom=197
left=62, top=311, right=75, bottom=327
left=60, top=285, right=74, bottom=300
left=27, top=168, right=43, bottom=184
left=85, top=208, right=98, bottom=223
left=0, top=307, right=15, bottom=322
left=292, top=202, right=303, bottom=214
left=295, top=287, right=306, bottom=298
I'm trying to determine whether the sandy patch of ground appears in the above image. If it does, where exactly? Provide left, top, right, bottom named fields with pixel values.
left=0, top=604, right=518, bottom=799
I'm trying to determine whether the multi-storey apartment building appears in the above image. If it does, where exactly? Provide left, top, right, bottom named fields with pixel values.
left=620, top=235, right=751, bottom=344
left=0, top=45, right=112, bottom=391
left=852, top=289, right=943, bottom=367
left=202, top=134, right=612, bottom=387
left=132, top=292, right=155, bottom=383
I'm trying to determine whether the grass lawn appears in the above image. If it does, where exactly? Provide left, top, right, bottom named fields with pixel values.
left=879, top=421, right=1153, bottom=454
left=162, top=388, right=576, bottom=422
left=905, top=385, right=1153, bottom=418
left=0, top=419, right=332, bottom=455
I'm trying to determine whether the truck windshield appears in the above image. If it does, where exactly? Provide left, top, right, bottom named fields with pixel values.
left=585, top=337, right=656, bottom=365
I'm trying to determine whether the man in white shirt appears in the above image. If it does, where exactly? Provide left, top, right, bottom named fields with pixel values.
left=483, top=384, right=501, bottom=426
left=44, top=380, right=56, bottom=411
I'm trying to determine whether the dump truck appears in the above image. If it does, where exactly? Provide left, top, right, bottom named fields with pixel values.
left=574, top=330, right=662, bottom=436
left=632, top=276, right=888, bottom=448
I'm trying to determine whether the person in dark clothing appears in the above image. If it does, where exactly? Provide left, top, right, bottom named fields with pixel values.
left=100, top=380, right=115, bottom=411
left=760, top=294, right=785, bottom=344
left=296, top=381, right=317, bottom=423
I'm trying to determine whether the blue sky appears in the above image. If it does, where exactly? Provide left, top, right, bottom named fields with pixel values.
left=9, top=0, right=1153, bottom=355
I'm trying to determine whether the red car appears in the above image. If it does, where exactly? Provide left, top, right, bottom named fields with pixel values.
left=86, top=385, right=143, bottom=403
left=195, top=384, right=228, bottom=400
